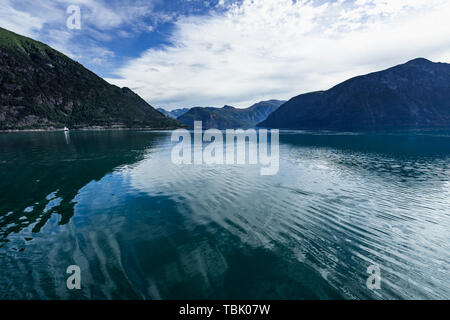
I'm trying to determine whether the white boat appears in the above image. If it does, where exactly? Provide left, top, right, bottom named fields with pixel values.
left=63, top=126, right=69, bottom=131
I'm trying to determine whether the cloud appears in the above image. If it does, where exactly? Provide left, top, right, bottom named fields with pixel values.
left=2, top=0, right=450, bottom=110
left=107, top=0, right=450, bottom=109
left=0, top=0, right=156, bottom=68
left=55, top=0, right=155, bottom=31
left=0, top=0, right=61, bottom=38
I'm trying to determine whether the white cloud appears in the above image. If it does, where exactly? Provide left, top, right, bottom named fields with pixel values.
left=54, top=0, right=155, bottom=30
left=2, top=0, right=450, bottom=110
left=107, top=0, right=450, bottom=109
left=0, top=0, right=62, bottom=38
left=0, top=0, right=156, bottom=66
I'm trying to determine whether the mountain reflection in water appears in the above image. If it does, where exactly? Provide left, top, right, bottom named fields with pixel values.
left=0, top=130, right=449, bottom=300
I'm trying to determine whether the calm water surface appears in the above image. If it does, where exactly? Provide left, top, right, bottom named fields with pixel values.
left=0, top=130, right=449, bottom=299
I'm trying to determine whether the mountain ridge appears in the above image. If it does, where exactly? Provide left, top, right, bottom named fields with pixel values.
left=0, top=27, right=180, bottom=130
left=157, top=107, right=190, bottom=119
left=259, top=58, right=450, bottom=130
left=178, top=100, right=285, bottom=129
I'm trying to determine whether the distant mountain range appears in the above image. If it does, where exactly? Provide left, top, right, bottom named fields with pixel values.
left=177, top=100, right=285, bottom=129
left=157, top=108, right=190, bottom=119
left=259, top=58, right=450, bottom=130
left=0, top=27, right=179, bottom=130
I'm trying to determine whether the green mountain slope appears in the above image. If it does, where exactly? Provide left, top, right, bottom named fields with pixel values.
left=0, top=27, right=179, bottom=130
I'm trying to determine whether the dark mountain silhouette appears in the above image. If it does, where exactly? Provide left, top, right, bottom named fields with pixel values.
left=0, top=27, right=179, bottom=130
left=178, top=100, right=285, bottom=129
left=259, top=58, right=450, bottom=130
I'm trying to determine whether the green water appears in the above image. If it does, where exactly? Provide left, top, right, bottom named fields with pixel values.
left=0, top=130, right=449, bottom=299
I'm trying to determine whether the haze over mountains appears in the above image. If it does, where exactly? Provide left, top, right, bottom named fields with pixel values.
left=0, top=27, right=179, bottom=130
left=157, top=108, right=190, bottom=119
left=176, top=100, right=285, bottom=129
left=259, top=58, right=450, bottom=130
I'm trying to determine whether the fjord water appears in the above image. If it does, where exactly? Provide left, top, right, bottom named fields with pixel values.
left=0, top=130, right=449, bottom=299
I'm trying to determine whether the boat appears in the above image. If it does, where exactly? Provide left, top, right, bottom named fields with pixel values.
left=63, top=126, right=69, bottom=131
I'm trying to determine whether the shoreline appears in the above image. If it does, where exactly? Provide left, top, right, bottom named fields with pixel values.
left=0, top=126, right=184, bottom=133
left=1, top=126, right=449, bottom=133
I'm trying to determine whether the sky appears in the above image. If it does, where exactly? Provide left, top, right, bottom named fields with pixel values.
left=1, top=0, right=450, bottom=110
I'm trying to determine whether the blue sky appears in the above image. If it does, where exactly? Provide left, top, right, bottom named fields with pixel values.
left=1, top=0, right=450, bottom=110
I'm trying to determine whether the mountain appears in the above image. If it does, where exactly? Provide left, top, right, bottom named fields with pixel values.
left=0, top=27, right=179, bottom=130
left=178, top=100, right=285, bottom=129
left=259, top=58, right=450, bottom=130
left=178, top=106, right=241, bottom=129
left=157, top=107, right=190, bottom=119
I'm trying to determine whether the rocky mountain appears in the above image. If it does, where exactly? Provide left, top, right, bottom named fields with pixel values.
left=0, top=27, right=179, bottom=130
left=157, top=107, right=190, bottom=119
left=259, top=58, right=450, bottom=130
left=178, top=100, right=285, bottom=129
